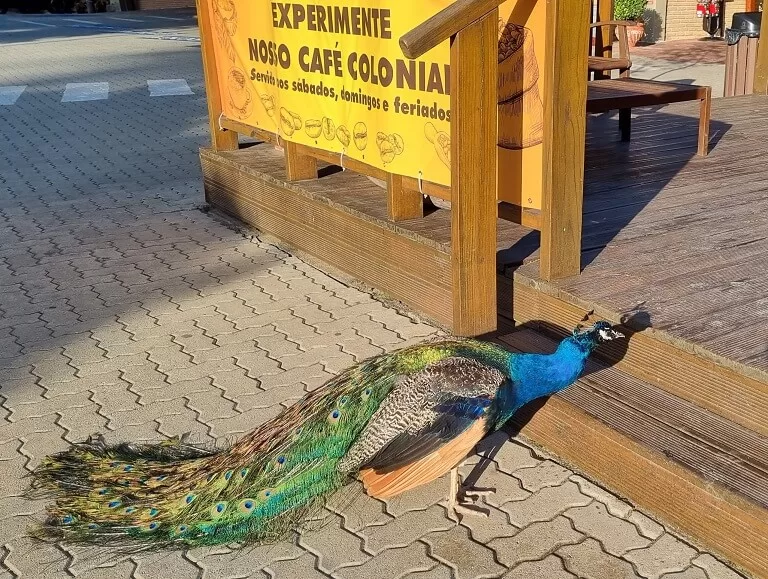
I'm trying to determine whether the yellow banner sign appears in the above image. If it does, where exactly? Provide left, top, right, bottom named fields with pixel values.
left=207, top=0, right=546, bottom=208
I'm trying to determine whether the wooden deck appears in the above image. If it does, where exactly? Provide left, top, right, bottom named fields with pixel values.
left=201, top=94, right=768, bottom=577
left=511, top=93, right=768, bottom=380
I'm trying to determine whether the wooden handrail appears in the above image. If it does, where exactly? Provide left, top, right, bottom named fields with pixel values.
left=399, top=0, right=507, bottom=59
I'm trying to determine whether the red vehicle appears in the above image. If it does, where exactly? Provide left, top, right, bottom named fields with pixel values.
left=696, top=0, right=725, bottom=37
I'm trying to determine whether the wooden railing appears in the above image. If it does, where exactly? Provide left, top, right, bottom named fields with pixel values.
left=399, top=0, right=504, bottom=334
left=755, top=8, right=768, bottom=95
left=401, top=0, right=591, bottom=288
left=197, top=0, right=591, bottom=334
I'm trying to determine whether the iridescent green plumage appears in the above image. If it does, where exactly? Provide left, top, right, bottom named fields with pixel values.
left=30, top=339, right=509, bottom=549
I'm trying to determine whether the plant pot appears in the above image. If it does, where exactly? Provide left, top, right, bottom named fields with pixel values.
left=624, top=21, right=646, bottom=47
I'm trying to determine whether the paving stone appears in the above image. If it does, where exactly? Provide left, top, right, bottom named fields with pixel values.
left=326, top=482, right=392, bottom=532
left=501, top=555, right=577, bottom=579
left=207, top=405, right=283, bottom=438
left=187, top=534, right=304, bottom=576
left=134, top=376, right=212, bottom=405
left=257, top=364, right=331, bottom=390
left=383, top=473, right=450, bottom=517
left=147, top=343, right=195, bottom=372
left=89, top=381, right=142, bottom=413
left=401, top=564, right=453, bottom=579
left=265, top=553, right=326, bottom=578
left=475, top=435, right=541, bottom=474
left=691, top=554, right=747, bottom=579
left=236, top=383, right=305, bottom=412
left=459, top=501, right=519, bottom=543
left=565, top=501, right=651, bottom=556
left=57, top=404, right=110, bottom=442
left=233, top=349, right=285, bottom=381
left=489, top=516, right=583, bottom=568
left=164, top=358, right=238, bottom=383
left=623, top=534, right=698, bottom=579
left=423, top=525, right=506, bottom=579
left=502, top=481, right=591, bottom=527
left=460, top=462, right=531, bottom=509
left=132, top=550, right=201, bottom=579
left=571, top=475, right=634, bottom=518
left=156, top=407, right=214, bottom=443
left=514, top=460, right=572, bottom=492
left=299, top=513, right=369, bottom=572
left=211, top=368, right=266, bottom=400
left=629, top=511, right=666, bottom=540
left=559, top=538, right=642, bottom=579
left=661, top=568, right=709, bottom=579
left=334, top=541, right=436, bottom=579
left=17, top=427, right=69, bottom=469
left=279, top=344, right=357, bottom=373
left=185, top=388, right=239, bottom=420
left=3, top=537, right=69, bottom=579
left=360, top=506, right=455, bottom=555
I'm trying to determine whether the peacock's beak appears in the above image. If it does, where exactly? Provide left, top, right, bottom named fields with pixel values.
left=598, top=328, right=625, bottom=341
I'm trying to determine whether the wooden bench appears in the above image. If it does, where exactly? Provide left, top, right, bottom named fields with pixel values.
left=586, top=78, right=712, bottom=156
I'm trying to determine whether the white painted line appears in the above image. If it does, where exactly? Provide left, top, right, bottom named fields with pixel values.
left=106, top=16, right=145, bottom=23
left=147, top=79, right=193, bottom=97
left=62, top=82, right=109, bottom=102
left=67, top=18, right=100, bottom=25
left=0, top=86, right=27, bottom=106
left=4, top=28, right=38, bottom=34
left=142, top=14, right=185, bottom=21
left=16, top=19, right=57, bottom=27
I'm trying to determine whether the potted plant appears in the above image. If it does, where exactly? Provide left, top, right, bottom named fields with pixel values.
left=614, top=0, right=648, bottom=47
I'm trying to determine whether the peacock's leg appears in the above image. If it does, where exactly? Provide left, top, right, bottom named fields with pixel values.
left=446, top=463, right=492, bottom=520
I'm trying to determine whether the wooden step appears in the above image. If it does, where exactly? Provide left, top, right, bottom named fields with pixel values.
left=511, top=276, right=768, bottom=437
left=496, top=328, right=768, bottom=579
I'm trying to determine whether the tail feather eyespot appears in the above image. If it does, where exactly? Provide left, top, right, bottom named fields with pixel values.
left=210, top=502, right=227, bottom=518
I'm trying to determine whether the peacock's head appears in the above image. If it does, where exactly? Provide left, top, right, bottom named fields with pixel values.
left=572, top=320, right=625, bottom=350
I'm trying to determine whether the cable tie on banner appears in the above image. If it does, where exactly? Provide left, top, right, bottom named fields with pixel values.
left=340, top=148, right=346, bottom=171
left=417, top=171, right=424, bottom=195
left=217, top=112, right=224, bottom=132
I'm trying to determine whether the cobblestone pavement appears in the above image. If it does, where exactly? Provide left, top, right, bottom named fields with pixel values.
left=0, top=10, right=747, bottom=579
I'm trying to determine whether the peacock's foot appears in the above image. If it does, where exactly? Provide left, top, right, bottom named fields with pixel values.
left=460, top=486, right=496, bottom=499
left=450, top=499, right=491, bottom=519
left=447, top=466, right=496, bottom=520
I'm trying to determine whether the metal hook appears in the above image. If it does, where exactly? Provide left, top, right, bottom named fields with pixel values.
left=217, top=112, right=224, bottom=132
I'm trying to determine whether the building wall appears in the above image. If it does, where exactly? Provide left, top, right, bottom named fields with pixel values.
left=663, top=0, right=747, bottom=39
left=136, top=0, right=195, bottom=9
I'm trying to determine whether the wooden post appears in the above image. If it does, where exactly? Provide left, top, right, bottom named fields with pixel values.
left=540, top=0, right=591, bottom=281
left=755, top=8, right=768, bottom=95
left=593, top=0, right=615, bottom=79
left=450, top=10, right=498, bottom=336
left=284, top=141, right=318, bottom=181
left=196, top=0, right=238, bottom=151
left=387, top=174, right=423, bottom=221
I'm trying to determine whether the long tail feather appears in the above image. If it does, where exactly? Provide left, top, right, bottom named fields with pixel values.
left=27, top=347, right=410, bottom=550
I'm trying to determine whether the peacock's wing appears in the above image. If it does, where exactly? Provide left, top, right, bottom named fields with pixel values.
left=338, top=357, right=507, bottom=478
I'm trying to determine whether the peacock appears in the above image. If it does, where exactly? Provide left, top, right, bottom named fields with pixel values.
left=29, top=319, right=623, bottom=550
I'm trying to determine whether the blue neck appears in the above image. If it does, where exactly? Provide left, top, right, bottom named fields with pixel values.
left=497, top=336, right=594, bottom=423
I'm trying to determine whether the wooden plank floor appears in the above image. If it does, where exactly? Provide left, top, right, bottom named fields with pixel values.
left=229, top=95, right=768, bottom=380
left=512, top=94, right=768, bottom=381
